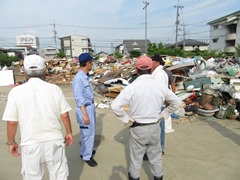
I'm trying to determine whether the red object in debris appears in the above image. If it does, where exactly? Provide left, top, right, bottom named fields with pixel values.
left=188, top=94, right=196, bottom=100
left=122, top=60, right=131, bottom=65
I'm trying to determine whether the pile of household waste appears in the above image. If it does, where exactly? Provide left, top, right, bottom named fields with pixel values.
left=12, top=55, right=240, bottom=120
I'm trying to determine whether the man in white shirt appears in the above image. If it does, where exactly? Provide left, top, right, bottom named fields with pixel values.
left=151, top=54, right=170, bottom=155
left=2, top=55, right=73, bottom=180
left=111, top=56, right=182, bottom=180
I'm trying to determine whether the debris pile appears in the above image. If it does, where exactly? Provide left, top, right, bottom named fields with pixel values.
left=11, top=55, right=240, bottom=120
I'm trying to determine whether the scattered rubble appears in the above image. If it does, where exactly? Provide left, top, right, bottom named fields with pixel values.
left=9, top=55, right=240, bottom=121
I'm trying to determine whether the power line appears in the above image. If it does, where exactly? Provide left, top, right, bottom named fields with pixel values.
left=0, top=24, right=49, bottom=29
left=184, top=0, right=226, bottom=14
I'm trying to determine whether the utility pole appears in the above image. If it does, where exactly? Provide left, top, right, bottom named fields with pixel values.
left=143, top=1, right=149, bottom=54
left=174, top=3, right=183, bottom=48
left=51, top=22, right=58, bottom=51
left=111, top=42, right=113, bottom=55
left=182, top=24, right=187, bottom=50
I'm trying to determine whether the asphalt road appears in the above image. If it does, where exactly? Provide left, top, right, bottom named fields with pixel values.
left=0, top=84, right=240, bottom=180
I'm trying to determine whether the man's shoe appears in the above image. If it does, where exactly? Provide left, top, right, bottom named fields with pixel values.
left=162, top=151, right=165, bottom=155
left=143, top=154, right=148, bottom=161
left=85, top=157, right=97, bottom=167
left=80, top=150, right=96, bottom=159
left=154, top=175, right=163, bottom=180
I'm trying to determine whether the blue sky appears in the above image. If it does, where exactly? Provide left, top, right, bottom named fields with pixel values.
left=0, top=0, right=239, bottom=53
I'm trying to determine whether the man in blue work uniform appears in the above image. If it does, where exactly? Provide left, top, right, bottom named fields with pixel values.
left=72, top=53, right=97, bottom=167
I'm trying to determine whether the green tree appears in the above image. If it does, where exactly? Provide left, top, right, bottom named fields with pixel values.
left=0, top=52, right=19, bottom=67
left=56, top=50, right=66, bottom=58
left=235, top=43, right=240, bottom=57
left=114, top=51, right=123, bottom=59
left=147, top=42, right=225, bottom=59
left=193, top=48, right=201, bottom=56
left=130, top=50, right=141, bottom=58
left=93, top=54, right=99, bottom=60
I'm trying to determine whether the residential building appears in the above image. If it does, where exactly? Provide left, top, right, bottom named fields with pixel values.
left=0, top=48, right=23, bottom=59
left=96, top=51, right=108, bottom=62
left=208, top=10, right=240, bottom=55
left=115, top=39, right=150, bottom=55
left=170, top=39, right=209, bottom=51
left=59, top=35, right=93, bottom=58
left=115, top=44, right=124, bottom=54
left=38, top=47, right=57, bottom=60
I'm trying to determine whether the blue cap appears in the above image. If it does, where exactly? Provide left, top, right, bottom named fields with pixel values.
left=78, top=53, right=93, bottom=63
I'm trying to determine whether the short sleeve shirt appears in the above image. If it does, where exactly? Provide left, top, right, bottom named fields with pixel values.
left=2, top=78, right=71, bottom=146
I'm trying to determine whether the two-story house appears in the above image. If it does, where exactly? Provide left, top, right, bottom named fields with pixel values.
left=115, top=39, right=150, bottom=56
left=38, top=47, right=57, bottom=60
left=208, top=10, right=240, bottom=55
left=59, top=35, right=93, bottom=58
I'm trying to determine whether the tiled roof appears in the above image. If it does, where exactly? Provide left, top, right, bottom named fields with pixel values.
left=207, top=10, right=240, bottom=25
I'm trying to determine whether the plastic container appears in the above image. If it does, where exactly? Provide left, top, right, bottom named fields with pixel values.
left=196, top=106, right=219, bottom=117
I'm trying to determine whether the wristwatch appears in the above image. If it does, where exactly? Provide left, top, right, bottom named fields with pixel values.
left=6, top=140, right=17, bottom=145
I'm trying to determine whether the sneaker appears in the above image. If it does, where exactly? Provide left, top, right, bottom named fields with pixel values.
left=85, top=157, right=97, bottom=167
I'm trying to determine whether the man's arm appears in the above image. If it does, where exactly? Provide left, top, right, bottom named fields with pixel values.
left=61, top=112, right=73, bottom=146
left=111, top=88, right=132, bottom=124
left=7, top=121, right=20, bottom=157
left=170, top=83, right=176, bottom=93
left=161, top=88, right=182, bottom=119
left=80, top=106, right=90, bottom=125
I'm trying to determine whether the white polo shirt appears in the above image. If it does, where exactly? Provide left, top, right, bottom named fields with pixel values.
left=111, top=75, right=181, bottom=124
left=2, top=78, right=71, bottom=146
left=151, top=65, right=169, bottom=86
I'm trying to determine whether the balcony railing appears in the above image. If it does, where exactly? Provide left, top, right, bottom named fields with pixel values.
left=225, top=46, right=236, bottom=53
left=226, top=33, right=236, bottom=41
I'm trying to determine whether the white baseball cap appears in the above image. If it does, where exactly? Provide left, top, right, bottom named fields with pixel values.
left=24, top=55, right=46, bottom=70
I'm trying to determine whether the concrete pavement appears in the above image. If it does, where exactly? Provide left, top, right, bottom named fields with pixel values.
left=0, top=85, right=240, bottom=180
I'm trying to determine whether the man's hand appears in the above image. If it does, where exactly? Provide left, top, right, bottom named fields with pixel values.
left=125, top=118, right=135, bottom=128
left=9, top=143, right=21, bottom=157
left=65, top=133, right=74, bottom=146
left=83, top=114, right=90, bottom=125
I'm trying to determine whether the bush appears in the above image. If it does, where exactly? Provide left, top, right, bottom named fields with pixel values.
left=0, top=52, right=19, bottom=67
left=56, top=50, right=66, bottom=58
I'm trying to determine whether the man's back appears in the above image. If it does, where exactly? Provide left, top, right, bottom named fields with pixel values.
left=113, top=74, right=178, bottom=123
left=3, top=78, right=71, bottom=145
left=151, top=65, right=169, bottom=86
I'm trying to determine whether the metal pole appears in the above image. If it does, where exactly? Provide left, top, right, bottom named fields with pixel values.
left=143, top=1, right=149, bottom=54
left=51, top=21, right=58, bottom=51
left=174, top=4, right=183, bottom=48
left=183, top=24, right=186, bottom=50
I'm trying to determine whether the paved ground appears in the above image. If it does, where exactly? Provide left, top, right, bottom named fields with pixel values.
left=0, top=84, right=240, bottom=180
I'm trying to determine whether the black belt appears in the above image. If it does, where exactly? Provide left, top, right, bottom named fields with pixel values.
left=84, top=100, right=94, bottom=107
left=130, top=120, right=159, bottom=128
left=80, top=126, right=88, bottom=129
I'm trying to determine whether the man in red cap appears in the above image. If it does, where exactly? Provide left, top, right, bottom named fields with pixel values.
left=111, top=55, right=181, bottom=180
